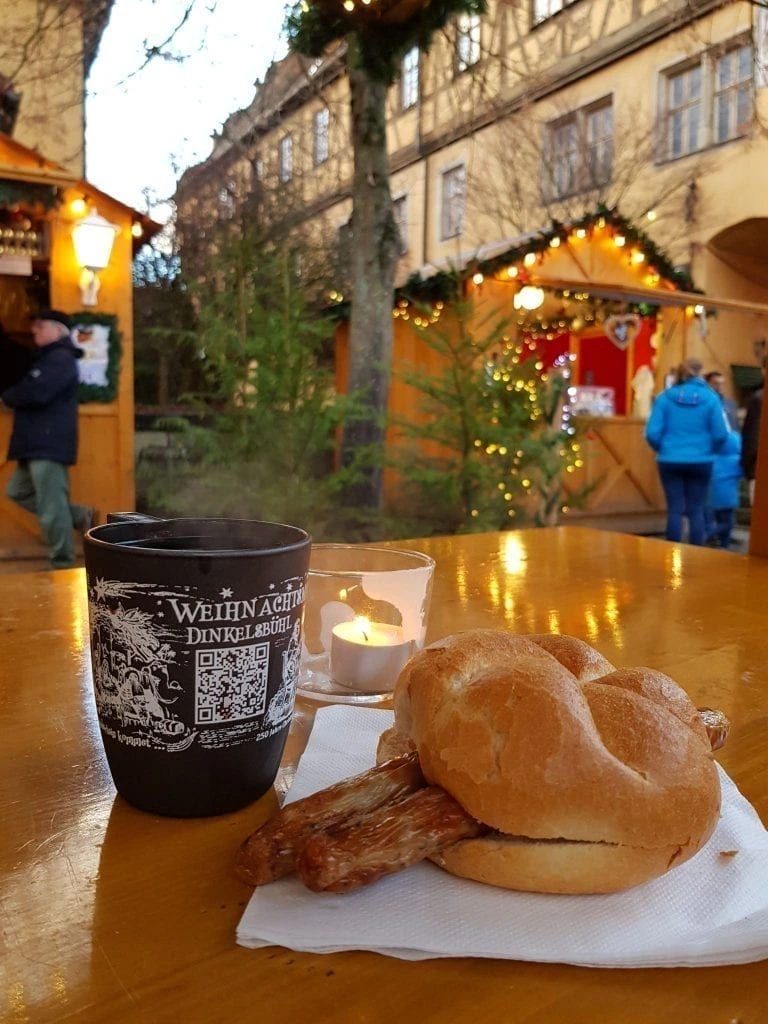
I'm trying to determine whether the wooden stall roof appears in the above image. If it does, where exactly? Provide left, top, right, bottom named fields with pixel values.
left=408, top=219, right=684, bottom=297
left=0, top=133, right=162, bottom=241
left=407, top=214, right=768, bottom=319
left=529, top=276, right=768, bottom=318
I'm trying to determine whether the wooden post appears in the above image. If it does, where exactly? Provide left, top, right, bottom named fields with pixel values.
left=625, top=335, right=635, bottom=417
left=748, top=388, right=768, bottom=556
left=569, top=331, right=579, bottom=385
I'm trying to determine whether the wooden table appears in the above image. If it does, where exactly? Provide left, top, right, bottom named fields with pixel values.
left=2, top=527, right=767, bottom=1023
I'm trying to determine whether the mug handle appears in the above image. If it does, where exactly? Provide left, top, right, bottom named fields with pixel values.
left=106, top=512, right=165, bottom=525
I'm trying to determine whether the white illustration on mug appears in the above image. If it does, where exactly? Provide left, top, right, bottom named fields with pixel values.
left=89, top=582, right=190, bottom=750
left=88, top=577, right=304, bottom=752
left=266, top=620, right=301, bottom=726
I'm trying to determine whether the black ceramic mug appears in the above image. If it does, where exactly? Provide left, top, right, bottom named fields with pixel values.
left=83, top=515, right=311, bottom=817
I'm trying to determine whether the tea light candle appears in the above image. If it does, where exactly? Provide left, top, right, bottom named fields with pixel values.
left=330, top=616, right=413, bottom=694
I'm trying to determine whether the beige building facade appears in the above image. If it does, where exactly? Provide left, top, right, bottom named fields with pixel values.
left=177, top=0, right=768, bottom=400
left=0, top=0, right=112, bottom=174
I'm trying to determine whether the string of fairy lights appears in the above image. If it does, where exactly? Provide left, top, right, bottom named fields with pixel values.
left=324, top=0, right=423, bottom=14
left=327, top=206, right=701, bottom=335
left=300, top=0, right=376, bottom=11
left=466, top=350, right=583, bottom=521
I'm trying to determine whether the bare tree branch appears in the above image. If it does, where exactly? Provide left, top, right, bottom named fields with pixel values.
left=118, top=1, right=204, bottom=85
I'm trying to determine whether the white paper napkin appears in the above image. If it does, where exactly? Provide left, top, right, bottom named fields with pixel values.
left=237, top=707, right=768, bottom=967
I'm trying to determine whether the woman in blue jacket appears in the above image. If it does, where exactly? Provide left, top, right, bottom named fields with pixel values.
left=645, top=357, right=729, bottom=545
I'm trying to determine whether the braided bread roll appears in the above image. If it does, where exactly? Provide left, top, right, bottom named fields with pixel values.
left=376, top=631, right=721, bottom=894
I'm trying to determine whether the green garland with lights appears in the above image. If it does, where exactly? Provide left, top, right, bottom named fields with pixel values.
left=511, top=294, right=662, bottom=340
left=286, top=0, right=487, bottom=83
left=398, top=204, right=695, bottom=306
left=325, top=204, right=697, bottom=324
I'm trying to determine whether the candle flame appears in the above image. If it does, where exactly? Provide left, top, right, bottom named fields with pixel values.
left=354, top=615, right=371, bottom=643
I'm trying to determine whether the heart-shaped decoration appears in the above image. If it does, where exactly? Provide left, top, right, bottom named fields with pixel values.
left=603, top=313, right=641, bottom=350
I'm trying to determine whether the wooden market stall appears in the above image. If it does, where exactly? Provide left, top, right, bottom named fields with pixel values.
left=337, top=210, right=768, bottom=532
left=460, top=216, right=690, bottom=528
left=0, top=134, right=159, bottom=556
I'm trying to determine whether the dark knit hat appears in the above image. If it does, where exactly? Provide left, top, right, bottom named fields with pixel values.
left=33, top=309, right=72, bottom=330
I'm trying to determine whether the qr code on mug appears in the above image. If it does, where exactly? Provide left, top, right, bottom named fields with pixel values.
left=195, top=643, right=270, bottom=724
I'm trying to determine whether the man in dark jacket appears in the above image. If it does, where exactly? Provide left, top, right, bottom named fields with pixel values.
left=1, top=309, right=93, bottom=568
left=704, top=371, right=739, bottom=430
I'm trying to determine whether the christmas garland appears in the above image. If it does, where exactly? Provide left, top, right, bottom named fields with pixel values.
left=0, top=179, right=59, bottom=210
left=286, top=0, right=487, bottom=83
left=326, top=204, right=697, bottom=322
left=399, top=204, right=695, bottom=306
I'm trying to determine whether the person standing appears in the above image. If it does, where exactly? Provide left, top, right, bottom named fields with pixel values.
left=704, top=371, right=739, bottom=430
left=645, top=357, right=729, bottom=545
left=709, top=430, right=742, bottom=549
left=703, top=370, right=740, bottom=540
left=1, top=309, right=93, bottom=569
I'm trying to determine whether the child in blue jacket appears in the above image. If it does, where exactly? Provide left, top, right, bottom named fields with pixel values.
left=709, top=431, right=742, bottom=549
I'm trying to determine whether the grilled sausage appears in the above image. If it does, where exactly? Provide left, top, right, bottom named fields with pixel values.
left=297, top=786, right=484, bottom=893
left=236, top=754, right=425, bottom=885
left=697, top=707, right=730, bottom=752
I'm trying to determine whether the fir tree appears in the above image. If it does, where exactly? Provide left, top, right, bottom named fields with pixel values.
left=137, top=221, right=360, bottom=536
left=390, top=292, right=588, bottom=533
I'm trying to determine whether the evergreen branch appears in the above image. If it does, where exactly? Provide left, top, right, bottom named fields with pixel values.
left=286, top=0, right=487, bottom=84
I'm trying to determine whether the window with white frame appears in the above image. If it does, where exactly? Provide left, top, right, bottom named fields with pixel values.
left=546, top=114, right=579, bottom=199
left=757, top=6, right=768, bottom=87
left=665, top=63, right=702, bottom=159
left=533, top=0, right=578, bottom=27
left=401, top=47, right=420, bottom=109
left=313, top=108, right=330, bottom=165
left=456, top=14, right=481, bottom=72
left=585, top=100, right=613, bottom=187
left=278, top=134, right=293, bottom=182
left=440, top=165, right=466, bottom=240
left=714, top=42, right=752, bottom=144
left=542, top=97, right=613, bottom=200
left=660, top=39, right=753, bottom=161
left=392, top=195, right=408, bottom=254
left=218, top=184, right=235, bottom=221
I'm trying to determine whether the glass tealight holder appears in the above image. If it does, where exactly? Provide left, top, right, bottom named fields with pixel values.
left=297, top=543, right=435, bottom=704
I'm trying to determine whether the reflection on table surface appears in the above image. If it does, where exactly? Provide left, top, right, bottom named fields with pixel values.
left=1, top=526, right=767, bottom=1023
